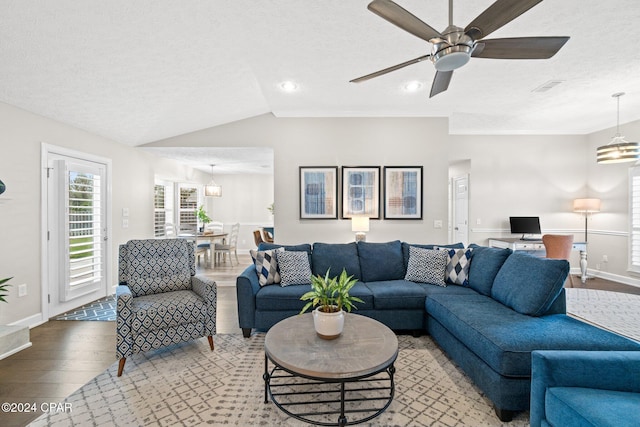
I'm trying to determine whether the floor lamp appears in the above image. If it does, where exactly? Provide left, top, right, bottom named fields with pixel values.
left=573, top=198, right=601, bottom=242
left=573, top=198, right=601, bottom=283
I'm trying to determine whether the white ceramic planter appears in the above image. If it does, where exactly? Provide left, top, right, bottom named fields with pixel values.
left=312, top=307, right=345, bottom=340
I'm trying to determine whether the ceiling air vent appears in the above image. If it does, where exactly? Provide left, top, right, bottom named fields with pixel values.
left=532, top=80, right=564, bottom=93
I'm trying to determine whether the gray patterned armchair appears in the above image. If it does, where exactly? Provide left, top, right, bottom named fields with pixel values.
left=116, top=239, right=217, bottom=376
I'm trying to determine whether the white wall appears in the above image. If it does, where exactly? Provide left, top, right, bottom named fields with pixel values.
left=150, top=113, right=640, bottom=287
left=3, top=104, right=639, bottom=327
left=147, top=114, right=452, bottom=245
left=201, top=173, right=274, bottom=251
left=584, top=119, right=640, bottom=280
left=0, top=102, right=209, bottom=326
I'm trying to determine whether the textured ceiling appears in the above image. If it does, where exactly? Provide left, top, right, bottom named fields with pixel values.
left=2, top=0, right=640, bottom=157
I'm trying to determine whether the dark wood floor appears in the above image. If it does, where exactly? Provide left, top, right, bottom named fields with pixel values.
left=0, top=255, right=638, bottom=427
left=0, top=255, right=249, bottom=427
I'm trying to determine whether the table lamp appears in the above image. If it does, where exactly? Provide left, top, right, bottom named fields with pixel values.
left=573, top=198, right=601, bottom=242
left=352, top=216, right=369, bottom=242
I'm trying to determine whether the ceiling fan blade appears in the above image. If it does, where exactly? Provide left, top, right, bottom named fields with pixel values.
left=430, top=70, right=453, bottom=98
left=350, top=55, right=431, bottom=83
left=368, top=0, right=442, bottom=43
left=471, top=37, right=570, bottom=59
left=465, top=0, right=543, bottom=40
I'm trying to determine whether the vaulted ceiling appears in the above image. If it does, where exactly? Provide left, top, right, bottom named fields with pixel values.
left=2, top=0, right=640, bottom=150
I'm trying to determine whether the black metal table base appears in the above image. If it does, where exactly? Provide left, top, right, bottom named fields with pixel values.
left=264, top=355, right=395, bottom=426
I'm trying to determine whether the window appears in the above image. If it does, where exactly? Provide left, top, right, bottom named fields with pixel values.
left=630, top=167, right=640, bottom=273
left=154, top=181, right=174, bottom=237
left=178, top=184, right=199, bottom=233
left=154, top=181, right=200, bottom=236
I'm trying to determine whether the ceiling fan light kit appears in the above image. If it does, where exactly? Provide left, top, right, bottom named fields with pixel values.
left=352, top=0, right=569, bottom=97
left=596, top=92, right=640, bottom=164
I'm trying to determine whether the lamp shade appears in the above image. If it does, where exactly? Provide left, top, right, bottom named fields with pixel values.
left=351, top=216, right=370, bottom=232
left=596, top=139, right=640, bottom=164
left=597, top=92, right=640, bottom=164
left=204, top=183, right=222, bottom=197
left=573, top=198, right=601, bottom=213
left=204, top=164, right=222, bottom=197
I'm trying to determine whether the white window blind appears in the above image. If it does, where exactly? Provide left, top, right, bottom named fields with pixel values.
left=60, top=161, right=105, bottom=301
left=630, top=167, right=640, bottom=273
left=154, top=182, right=174, bottom=237
left=178, top=184, right=199, bottom=233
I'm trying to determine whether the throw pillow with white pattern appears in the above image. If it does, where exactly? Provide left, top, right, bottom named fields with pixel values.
left=438, top=247, right=473, bottom=286
left=250, top=247, right=284, bottom=286
left=404, top=246, right=448, bottom=286
left=277, top=250, right=312, bottom=286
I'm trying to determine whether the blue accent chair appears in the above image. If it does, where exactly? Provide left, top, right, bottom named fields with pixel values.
left=116, top=239, right=217, bottom=376
left=530, top=350, right=640, bottom=427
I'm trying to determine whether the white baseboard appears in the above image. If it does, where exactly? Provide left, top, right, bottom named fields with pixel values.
left=9, top=313, right=47, bottom=329
left=0, top=342, right=32, bottom=360
left=570, top=267, right=640, bottom=289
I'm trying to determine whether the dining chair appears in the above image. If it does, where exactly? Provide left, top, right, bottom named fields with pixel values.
left=542, top=234, right=575, bottom=287
left=253, top=230, right=264, bottom=246
left=164, top=223, right=177, bottom=238
left=214, top=223, right=240, bottom=266
left=261, top=228, right=274, bottom=243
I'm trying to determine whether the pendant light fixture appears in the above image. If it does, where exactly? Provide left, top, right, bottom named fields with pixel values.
left=204, top=164, right=222, bottom=197
left=596, top=92, right=640, bottom=164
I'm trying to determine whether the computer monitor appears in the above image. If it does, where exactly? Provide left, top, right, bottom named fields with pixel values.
left=509, top=216, right=541, bottom=240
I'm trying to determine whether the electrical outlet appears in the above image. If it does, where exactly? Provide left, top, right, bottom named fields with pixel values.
left=18, top=283, right=27, bottom=297
left=596, top=263, right=601, bottom=270
left=122, top=218, right=129, bottom=228
left=602, top=255, right=608, bottom=262
left=476, top=218, right=482, bottom=225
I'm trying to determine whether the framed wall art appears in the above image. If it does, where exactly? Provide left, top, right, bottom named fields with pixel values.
left=341, top=166, right=380, bottom=219
left=299, top=166, right=338, bottom=219
left=383, top=166, right=423, bottom=219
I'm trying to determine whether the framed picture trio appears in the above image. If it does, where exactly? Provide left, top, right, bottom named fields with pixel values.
left=299, top=165, right=423, bottom=220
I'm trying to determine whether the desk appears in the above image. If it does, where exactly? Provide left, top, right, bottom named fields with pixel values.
left=488, top=238, right=588, bottom=283
left=179, top=232, right=228, bottom=268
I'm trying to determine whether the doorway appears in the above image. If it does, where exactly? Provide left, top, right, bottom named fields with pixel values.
left=449, top=160, right=470, bottom=246
left=42, top=145, right=112, bottom=319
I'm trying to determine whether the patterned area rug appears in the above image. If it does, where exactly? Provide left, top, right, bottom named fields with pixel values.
left=54, top=295, right=116, bottom=321
left=566, top=288, right=640, bottom=342
left=29, top=333, right=528, bottom=427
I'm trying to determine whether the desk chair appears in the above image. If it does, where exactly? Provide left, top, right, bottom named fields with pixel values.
left=542, top=234, right=575, bottom=287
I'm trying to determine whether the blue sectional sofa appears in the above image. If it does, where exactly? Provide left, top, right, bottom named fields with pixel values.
left=530, top=350, right=640, bottom=427
left=236, top=240, right=640, bottom=421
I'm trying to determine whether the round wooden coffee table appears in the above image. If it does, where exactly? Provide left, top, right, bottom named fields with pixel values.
left=264, top=313, right=398, bottom=426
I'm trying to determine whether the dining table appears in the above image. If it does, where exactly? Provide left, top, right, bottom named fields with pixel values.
left=178, top=232, right=228, bottom=268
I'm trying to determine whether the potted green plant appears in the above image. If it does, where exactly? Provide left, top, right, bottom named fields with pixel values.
left=0, top=277, right=12, bottom=303
left=300, top=269, right=363, bottom=339
left=196, top=205, right=211, bottom=232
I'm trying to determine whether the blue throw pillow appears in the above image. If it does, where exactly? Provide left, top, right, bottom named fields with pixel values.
left=357, top=240, right=405, bottom=282
left=491, top=252, right=569, bottom=316
left=467, top=246, right=512, bottom=295
left=312, top=242, right=361, bottom=280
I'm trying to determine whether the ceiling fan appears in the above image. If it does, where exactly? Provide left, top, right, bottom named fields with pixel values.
left=350, top=0, right=569, bottom=97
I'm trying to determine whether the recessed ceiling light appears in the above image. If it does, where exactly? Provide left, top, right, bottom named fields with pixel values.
left=403, top=81, right=423, bottom=92
left=279, top=81, right=299, bottom=92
